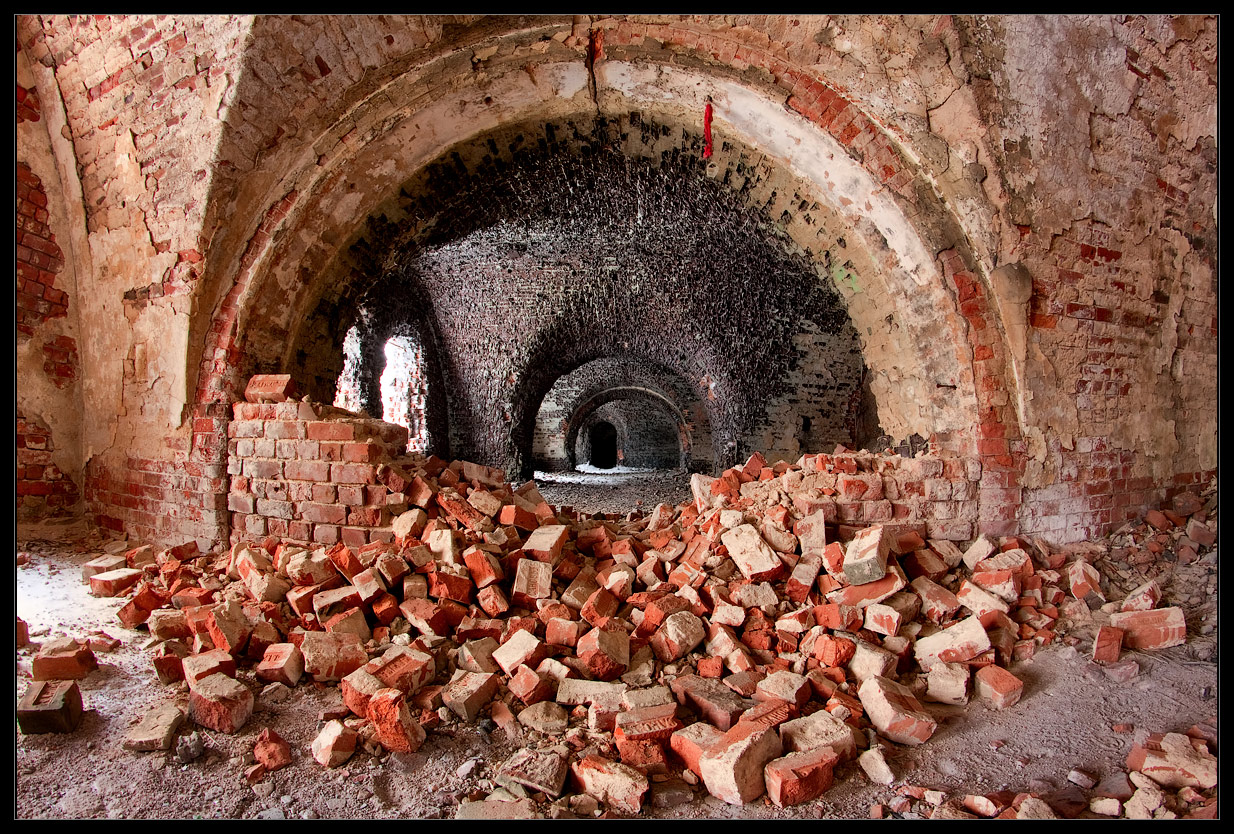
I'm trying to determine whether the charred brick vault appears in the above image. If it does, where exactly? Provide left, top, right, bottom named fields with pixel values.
left=16, top=14, right=1217, bottom=553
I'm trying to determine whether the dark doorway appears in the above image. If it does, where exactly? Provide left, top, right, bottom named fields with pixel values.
left=588, top=421, right=618, bottom=469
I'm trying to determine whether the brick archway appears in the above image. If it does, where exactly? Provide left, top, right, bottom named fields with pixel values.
left=189, top=24, right=1022, bottom=543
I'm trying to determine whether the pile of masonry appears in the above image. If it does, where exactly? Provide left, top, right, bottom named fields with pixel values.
left=17, top=426, right=1218, bottom=820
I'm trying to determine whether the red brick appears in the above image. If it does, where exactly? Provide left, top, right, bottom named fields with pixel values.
left=974, top=664, right=1023, bottom=709
left=1091, top=626, right=1123, bottom=664
left=244, top=374, right=297, bottom=403
left=1107, top=607, right=1187, bottom=650
left=764, top=746, right=840, bottom=807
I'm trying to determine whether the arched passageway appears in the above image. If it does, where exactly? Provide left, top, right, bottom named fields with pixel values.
left=187, top=25, right=1013, bottom=545
left=586, top=420, right=619, bottom=469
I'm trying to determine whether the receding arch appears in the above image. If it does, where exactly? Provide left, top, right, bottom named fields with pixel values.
left=565, top=386, right=693, bottom=472
left=585, top=420, right=619, bottom=469
left=196, top=54, right=1001, bottom=456
left=187, top=33, right=1021, bottom=546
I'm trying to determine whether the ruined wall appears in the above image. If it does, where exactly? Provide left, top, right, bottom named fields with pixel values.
left=17, top=15, right=253, bottom=545
left=954, top=16, right=1219, bottom=541
left=226, top=401, right=411, bottom=548
left=16, top=43, right=84, bottom=520
left=15, top=14, right=1217, bottom=550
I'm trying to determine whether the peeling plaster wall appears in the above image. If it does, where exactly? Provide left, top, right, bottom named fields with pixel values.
left=954, top=15, right=1219, bottom=540
left=16, top=43, right=85, bottom=519
left=17, top=14, right=1216, bottom=549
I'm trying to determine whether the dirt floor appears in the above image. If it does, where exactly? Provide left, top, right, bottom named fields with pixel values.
left=14, top=471, right=1220, bottom=820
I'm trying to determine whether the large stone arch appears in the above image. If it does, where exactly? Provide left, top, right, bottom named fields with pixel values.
left=188, top=18, right=1022, bottom=540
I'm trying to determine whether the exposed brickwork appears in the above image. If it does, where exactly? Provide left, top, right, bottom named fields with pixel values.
left=85, top=453, right=229, bottom=544
left=937, top=249, right=1023, bottom=539
left=16, top=162, right=68, bottom=338
left=16, top=409, right=81, bottom=518
left=225, top=401, right=411, bottom=547
left=17, top=82, right=42, bottom=123
left=17, top=15, right=1216, bottom=552
left=41, top=334, right=79, bottom=388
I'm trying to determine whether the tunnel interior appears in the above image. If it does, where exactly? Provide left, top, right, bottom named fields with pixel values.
left=586, top=420, right=619, bottom=469
left=292, top=114, right=879, bottom=478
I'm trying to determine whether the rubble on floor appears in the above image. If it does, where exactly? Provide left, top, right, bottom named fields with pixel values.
left=16, top=449, right=1218, bottom=819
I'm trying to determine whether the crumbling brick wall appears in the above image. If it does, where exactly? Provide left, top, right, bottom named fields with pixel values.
left=228, top=390, right=984, bottom=546
left=16, top=409, right=81, bottom=519
left=16, top=163, right=69, bottom=338
left=14, top=15, right=1216, bottom=550
left=227, top=400, right=413, bottom=548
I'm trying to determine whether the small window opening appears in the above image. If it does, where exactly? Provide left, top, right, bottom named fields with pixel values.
left=381, top=335, right=429, bottom=453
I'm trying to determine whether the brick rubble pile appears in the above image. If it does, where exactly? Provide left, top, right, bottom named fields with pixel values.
left=17, top=387, right=1219, bottom=819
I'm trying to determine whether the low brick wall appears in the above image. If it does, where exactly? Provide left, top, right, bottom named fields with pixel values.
left=226, top=400, right=417, bottom=548
left=228, top=394, right=986, bottom=549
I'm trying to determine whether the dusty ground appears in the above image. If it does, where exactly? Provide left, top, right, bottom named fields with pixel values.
left=535, top=466, right=694, bottom=517
left=15, top=471, right=1220, bottom=820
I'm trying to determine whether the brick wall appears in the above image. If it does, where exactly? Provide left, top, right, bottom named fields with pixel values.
left=16, top=162, right=69, bottom=339
left=85, top=453, right=229, bottom=544
left=226, top=400, right=414, bottom=548
left=16, top=409, right=81, bottom=518
left=790, top=451, right=983, bottom=543
left=227, top=393, right=985, bottom=546
left=17, top=15, right=1216, bottom=551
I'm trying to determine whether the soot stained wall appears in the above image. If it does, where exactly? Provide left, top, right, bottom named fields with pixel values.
left=299, top=117, right=867, bottom=479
